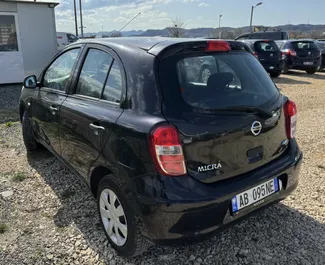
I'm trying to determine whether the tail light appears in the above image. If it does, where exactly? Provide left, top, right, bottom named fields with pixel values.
left=206, top=41, right=231, bottom=52
left=149, top=125, right=186, bottom=176
left=253, top=51, right=259, bottom=59
left=284, top=99, right=297, bottom=139
left=281, top=52, right=286, bottom=60
left=284, top=49, right=297, bottom=56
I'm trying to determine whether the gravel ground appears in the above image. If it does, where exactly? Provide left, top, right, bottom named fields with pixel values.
left=0, top=71, right=325, bottom=265
left=0, top=84, right=22, bottom=123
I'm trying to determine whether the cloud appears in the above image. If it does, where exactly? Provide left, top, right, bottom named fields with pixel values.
left=198, top=2, right=209, bottom=7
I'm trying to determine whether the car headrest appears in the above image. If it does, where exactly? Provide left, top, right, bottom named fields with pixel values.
left=207, top=72, right=234, bottom=90
left=265, top=45, right=271, bottom=50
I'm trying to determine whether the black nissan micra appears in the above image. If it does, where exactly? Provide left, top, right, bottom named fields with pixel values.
left=20, top=38, right=303, bottom=257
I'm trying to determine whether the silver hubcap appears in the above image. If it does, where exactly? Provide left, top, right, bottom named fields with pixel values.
left=201, top=68, right=211, bottom=83
left=99, top=189, right=127, bottom=246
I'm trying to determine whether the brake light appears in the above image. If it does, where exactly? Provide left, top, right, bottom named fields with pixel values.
left=206, top=41, right=231, bottom=52
left=284, top=49, right=297, bottom=56
left=149, top=126, right=186, bottom=176
left=253, top=51, right=259, bottom=59
left=284, top=99, right=297, bottom=139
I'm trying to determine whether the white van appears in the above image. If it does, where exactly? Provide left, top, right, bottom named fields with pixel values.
left=56, top=32, right=79, bottom=50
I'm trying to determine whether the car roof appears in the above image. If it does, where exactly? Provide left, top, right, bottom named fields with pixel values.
left=77, top=37, right=209, bottom=52
left=241, top=39, right=276, bottom=42
left=76, top=37, right=249, bottom=57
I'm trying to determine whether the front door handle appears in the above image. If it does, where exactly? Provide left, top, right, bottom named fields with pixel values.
left=89, top=123, right=105, bottom=135
left=49, top=105, right=58, bottom=115
left=50, top=106, right=58, bottom=111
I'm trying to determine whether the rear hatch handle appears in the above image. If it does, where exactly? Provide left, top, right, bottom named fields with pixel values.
left=207, top=105, right=273, bottom=118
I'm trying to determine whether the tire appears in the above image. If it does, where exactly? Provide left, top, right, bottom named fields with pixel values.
left=22, top=111, right=38, bottom=151
left=200, top=66, right=212, bottom=83
left=306, top=68, right=317, bottom=74
left=270, top=71, right=281, bottom=78
left=97, top=174, right=151, bottom=257
left=282, top=63, right=289, bottom=74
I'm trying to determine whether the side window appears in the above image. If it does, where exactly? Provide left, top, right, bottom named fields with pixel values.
left=43, top=48, right=80, bottom=91
left=102, top=61, right=123, bottom=103
left=76, top=49, right=113, bottom=98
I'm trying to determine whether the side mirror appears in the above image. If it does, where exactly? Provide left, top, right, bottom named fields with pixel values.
left=24, top=75, right=38, bottom=89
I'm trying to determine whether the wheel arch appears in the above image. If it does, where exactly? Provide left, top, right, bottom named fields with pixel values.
left=89, top=166, right=113, bottom=198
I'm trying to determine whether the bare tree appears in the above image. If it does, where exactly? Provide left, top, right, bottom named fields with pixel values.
left=167, top=17, right=185, bottom=38
left=108, top=31, right=122, bottom=37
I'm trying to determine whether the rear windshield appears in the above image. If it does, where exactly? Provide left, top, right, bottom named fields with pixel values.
left=160, top=52, right=279, bottom=110
left=291, top=41, right=318, bottom=50
left=254, top=41, right=279, bottom=52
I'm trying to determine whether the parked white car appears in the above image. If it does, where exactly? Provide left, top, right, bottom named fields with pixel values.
left=57, top=32, right=79, bottom=50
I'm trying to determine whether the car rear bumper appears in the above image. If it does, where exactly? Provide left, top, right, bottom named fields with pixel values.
left=288, top=58, right=321, bottom=69
left=261, top=61, right=285, bottom=72
left=135, top=139, right=302, bottom=243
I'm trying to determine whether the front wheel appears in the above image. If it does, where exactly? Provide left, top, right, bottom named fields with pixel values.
left=306, top=68, right=317, bottom=74
left=97, top=175, right=151, bottom=257
left=22, top=111, right=39, bottom=151
left=270, top=71, right=281, bottom=78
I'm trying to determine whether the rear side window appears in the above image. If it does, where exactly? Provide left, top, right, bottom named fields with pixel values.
left=291, top=41, right=318, bottom=50
left=76, top=49, right=113, bottom=98
left=160, top=52, right=279, bottom=110
left=254, top=41, right=279, bottom=52
left=102, top=61, right=123, bottom=103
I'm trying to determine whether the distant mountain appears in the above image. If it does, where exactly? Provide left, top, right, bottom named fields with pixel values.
left=84, top=24, right=325, bottom=38
left=133, top=24, right=325, bottom=38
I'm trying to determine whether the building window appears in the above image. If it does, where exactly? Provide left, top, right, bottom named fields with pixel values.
left=0, top=15, right=18, bottom=52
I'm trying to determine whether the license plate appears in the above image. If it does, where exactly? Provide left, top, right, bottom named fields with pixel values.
left=232, top=179, right=279, bottom=213
left=303, top=62, right=313, bottom=65
left=269, top=66, right=275, bottom=69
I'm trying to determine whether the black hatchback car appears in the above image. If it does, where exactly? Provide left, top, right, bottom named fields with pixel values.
left=20, top=38, right=303, bottom=257
left=276, top=40, right=322, bottom=74
left=241, top=39, right=284, bottom=77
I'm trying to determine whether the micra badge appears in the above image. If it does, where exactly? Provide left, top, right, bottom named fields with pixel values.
left=198, top=162, right=222, bottom=172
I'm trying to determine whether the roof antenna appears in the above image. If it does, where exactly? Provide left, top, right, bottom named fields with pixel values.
left=118, top=12, right=141, bottom=32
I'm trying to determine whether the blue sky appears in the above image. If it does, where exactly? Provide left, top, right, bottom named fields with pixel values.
left=51, top=0, right=325, bottom=33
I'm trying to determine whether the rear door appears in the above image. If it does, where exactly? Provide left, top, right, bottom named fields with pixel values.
left=59, top=45, right=124, bottom=177
left=159, top=48, right=287, bottom=184
left=254, top=40, right=281, bottom=63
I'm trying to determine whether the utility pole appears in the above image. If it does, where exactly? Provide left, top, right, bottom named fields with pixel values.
left=73, top=0, right=78, bottom=36
left=250, top=2, right=263, bottom=33
left=79, top=0, right=84, bottom=38
left=218, top=14, right=222, bottom=39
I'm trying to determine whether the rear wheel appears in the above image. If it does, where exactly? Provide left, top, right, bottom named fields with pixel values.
left=22, top=111, right=38, bottom=151
left=270, top=71, right=281, bottom=78
left=200, top=66, right=212, bottom=83
left=306, top=68, right=317, bottom=74
left=97, top=174, right=150, bottom=257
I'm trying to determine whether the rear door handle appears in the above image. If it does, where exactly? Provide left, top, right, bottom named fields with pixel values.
left=89, top=123, right=105, bottom=135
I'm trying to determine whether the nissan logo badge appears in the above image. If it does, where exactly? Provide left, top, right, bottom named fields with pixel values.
left=251, top=121, right=262, bottom=136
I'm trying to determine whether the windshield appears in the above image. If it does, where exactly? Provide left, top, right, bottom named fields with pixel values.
left=160, top=52, right=279, bottom=110
left=254, top=41, right=280, bottom=52
left=249, top=32, right=282, bottom=40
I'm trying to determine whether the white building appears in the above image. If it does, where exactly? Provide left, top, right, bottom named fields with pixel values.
left=0, top=0, right=58, bottom=84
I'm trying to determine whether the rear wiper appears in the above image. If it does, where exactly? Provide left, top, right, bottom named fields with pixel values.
left=211, top=105, right=273, bottom=118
